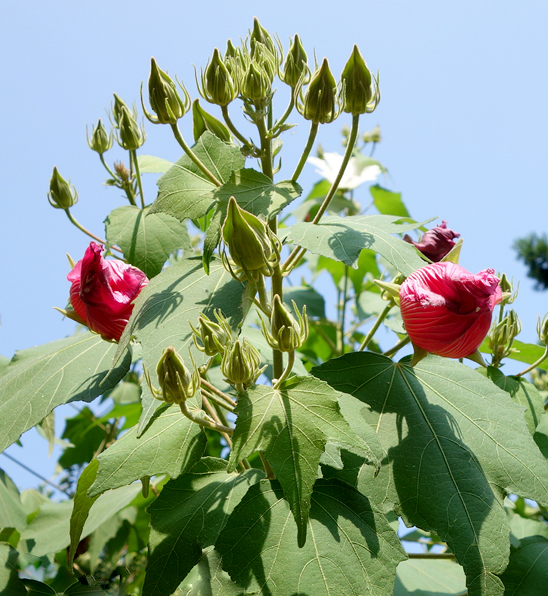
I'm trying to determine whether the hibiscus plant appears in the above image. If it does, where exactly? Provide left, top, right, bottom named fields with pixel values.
left=3, top=18, right=548, bottom=596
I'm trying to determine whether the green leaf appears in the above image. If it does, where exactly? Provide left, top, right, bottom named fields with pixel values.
left=394, top=559, right=467, bottom=595
left=0, top=354, right=10, bottom=375
left=202, top=168, right=301, bottom=270
left=283, top=285, right=326, bottom=319
left=59, top=407, right=107, bottom=469
left=89, top=405, right=206, bottom=497
left=0, top=544, right=26, bottom=596
left=113, top=257, right=245, bottom=434
left=68, top=460, right=99, bottom=571
left=150, top=132, right=245, bottom=221
left=508, top=509, right=548, bottom=541
left=312, top=352, right=548, bottom=596
left=20, top=477, right=140, bottom=557
left=215, top=478, right=407, bottom=595
left=105, top=206, right=191, bottom=278
left=0, top=333, right=132, bottom=453
left=144, top=457, right=263, bottom=596
left=0, top=469, right=27, bottom=531
left=499, top=536, right=548, bottom=595
left=286, top=215, right=430, bottom=276
left=21, top=579, right=57, bottom=595
left=177, top=547, right=242, bottom=596
left=370, top=184, right=410, bottom=217
left=228, top=375, right=382, bottom=546
left=137, top=154, right=174, bottom=173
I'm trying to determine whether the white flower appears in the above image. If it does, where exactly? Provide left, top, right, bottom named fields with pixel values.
left=308, top=152, right=382, bottom=190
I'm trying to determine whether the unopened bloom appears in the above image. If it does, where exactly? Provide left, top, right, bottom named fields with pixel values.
left=404, top=221, right=460, bottom=262
left=399, top=262, right=502, bottom=359
left=67, top=242, right=149, bottom=341
left=308, top=152, right=382, bottom=190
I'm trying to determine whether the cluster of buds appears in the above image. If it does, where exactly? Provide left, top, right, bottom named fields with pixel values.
left=111, top=94, right=146, bottom=150
left=489, top=310, right=522, bottom=367
left=221, top=338, right=266, bottom=392
left=261, top=296, right=309, bottom=353
left=141, top=57, right=191, bottom=125
left=146, top=346, right=201, bottom=405
left=48, top=167, right=78, bottom=210
left=363, top=125, right=382, bottom=144
left=191, top=309, right=233, bottom=357
left=221, top=197, right=281, bottom=282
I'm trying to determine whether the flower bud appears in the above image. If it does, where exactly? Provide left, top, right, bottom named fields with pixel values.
left=221, top=338, right=265, bottom=391
left=281, top=34, right=310, bottom=88
left=249, top=17, right=278, bottom=63
left=201, top=48, right=238, bottom=106
left=489, top=309, right=521, bottom=365
left=191, top=309, right=232, bottom=357
left=498, top=273, right=519, bottom=306
left=87, top=119, right=112, bottom=154
left=221, top=197, right=280, bottom=282
left=117, top=106, right=145, bottom=150
left=144, top=57, right=190, bottom=125
left=241, top=61, right=271, bottom=103
left=404, top=221, right=461, bottom=263
left=261, top=295, right=309, bottom=352
left=112, top=94, right=131, bottom=127
left=192, top=99, right=231, bottom=143
left=340, top=45, right=380, bottom=115
left=538, top=314, right=548, bottom=347
left=155, top=346, right=200, bottom=404
left=300, top=58, right=339, bottom=124
left=48, top=167, right=78, bottom=210
left=370, top=125, right=382, bottom=143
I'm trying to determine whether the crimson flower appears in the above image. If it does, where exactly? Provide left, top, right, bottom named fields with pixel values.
left=67, top=242, right=149, bottom=341
left=404, top=220, right=460, bottom=262
left=400, top=262, right=502, bottom=359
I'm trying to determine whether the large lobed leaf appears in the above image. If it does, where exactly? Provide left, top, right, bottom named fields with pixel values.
left=312, top=352, right=548, bottom=596
left=113, top=257, right=245, bottom=433
left=149, top=131, right=245, bottom=222
left=285, top=214, right=431, bottom=276
left=144, top=457, right=264, bottom=596
left=215, top=478, right=407, bottom=596
left=228, top=375, right=383, bottom=546
left=105, top=205, right=191, bottom=278
left=0, top=332, right=132, bottom=453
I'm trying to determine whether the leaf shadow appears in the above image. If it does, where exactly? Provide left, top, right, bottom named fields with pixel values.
left=325, top=223, right=374, bottom=266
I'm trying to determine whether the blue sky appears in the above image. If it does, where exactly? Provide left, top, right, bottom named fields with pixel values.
left=1, top=0, right=547, bottom=490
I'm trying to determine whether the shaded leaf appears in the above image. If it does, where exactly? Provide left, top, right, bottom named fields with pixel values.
left=144, top=457, right=263, bottom=596
left=105, top=206, right=191, bottom=278
left=286, top=215, right=430, bottom=275
left=283, top=285, right=325, bottom=319
left=59, top=407, right=106, bottom=469
left=228, top=375, right=382, bottom=546
left=150, top=132, right=245, bottom=221
left=312, top=352, right=548, bottom=596
left=0, top=333, right=131, bottom=453
left=21, top=579, right=57, bottom=595
left=176, top=547, right=241, bottom=596
left=216, top=479, right=407, bottom=596
left=499, top=536, right=548, bottom=595
left=113, top=257, right=245, bottom=434
left=89, top=405, right=206, bottom=497
left=0, top=543, right=26, bottom=596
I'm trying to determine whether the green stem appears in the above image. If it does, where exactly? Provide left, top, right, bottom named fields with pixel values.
left=272, top=93, right=295, bottom=135
left=130, top=150, right=146, bottom=209
left=516, top=346, right=548, bottom=377
left=256, top=115, right=274, bottom=180
left=179, top=400, right=233, bottom=434
left=383, top=335, right=411, bottom=358
left=1, top=451, right=71, bottom=497
left=170, top=123, right=222, bottom=186
left=337, top=266, right=350, bottom=355
left=200, top=378, right=237, bottom=408
left=221, top=105, right=253, bottom=147
left=291, top=122, right=319, bottom=181
left=99, top=154, right=118, bottom=182
left=256, top=274, right=271, bottom=315
left=201, top=388, right=235, bottom=412
left=271, top=266, right=284, bottom=381
left=273, top=351, right=295, bottom=389
left=359, top=304, right=393, bottom=352
left=64, top=209, right=107, bottom=245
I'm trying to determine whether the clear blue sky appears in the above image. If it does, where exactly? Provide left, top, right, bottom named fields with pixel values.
left=1, top=0, right=547, bottom=490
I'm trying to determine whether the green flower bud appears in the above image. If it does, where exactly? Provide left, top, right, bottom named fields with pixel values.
left=154, top=346, right=200, bottom=404
left=201, top=48, right=238, bottom=106
left=87, top=119, right=112, bottom=154
left=225, top=39, right=239, bottom=60
left=112, top=94, right=131, bottom=127
left=192, top=99, right=231, bottom=143
left=221, top=197, right=280, bottom=282
left=241, top=61, right=271, bottom=103
left=370, top=125, right=382, bottom=143
left=538, top=313, right=548, bottom=347
left=301, top=58, right=339, bottom=124
left=249, top=17, right=278, bottom=63
left=191, top=309, right=232, bottom=357
left=144, top=57, right=190, bottom=125
left=117, top=106, right=145, bottom=150
left=261, top=295, right=309, bottom=352
left=282, top=34, right=310, bottom=88
left=221, top=338, right=265, bottom=391
left=340, top=45, right=380, bottom=115
left=498, top=273, right=519, bottom=305
left=489, top=309, right=521, bottom=366
left=48, top=167, right=78, bottom=210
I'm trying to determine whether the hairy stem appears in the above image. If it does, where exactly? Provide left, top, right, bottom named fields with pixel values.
left=201, top=388, right=235, bottom=412
left=221, top=105, right=254, bottom=147
left=291, top=121, right=319, bottom=181
left=179, top=400, right=233, bottom=434
left=200, top=378, right=237, bottom=408
left=273, top=351, right=296, bottom=389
